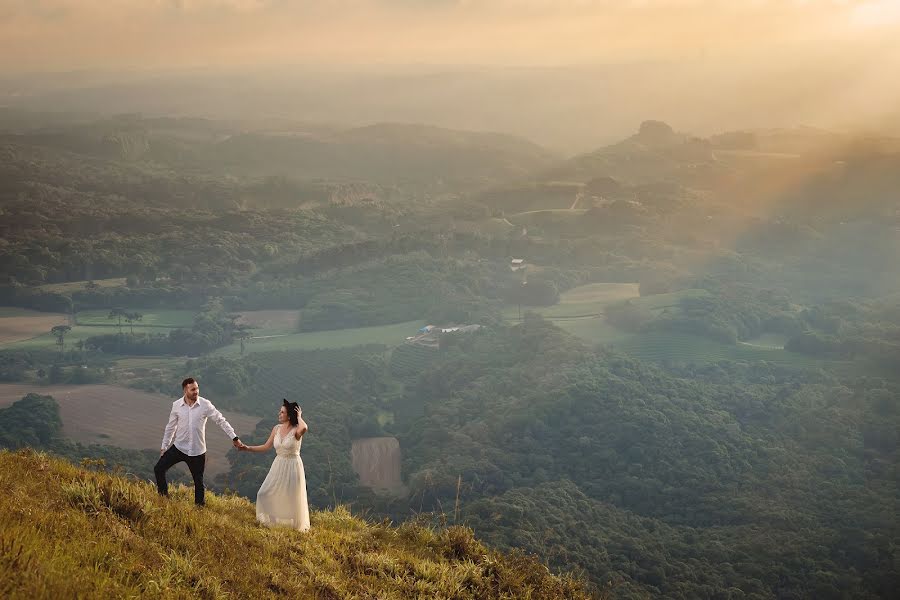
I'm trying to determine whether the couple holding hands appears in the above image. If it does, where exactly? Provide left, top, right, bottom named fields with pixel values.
left=154, top=377, right=310, bottom=531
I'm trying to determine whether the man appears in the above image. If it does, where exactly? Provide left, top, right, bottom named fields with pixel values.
left=154, top=377, right=245, bottom=506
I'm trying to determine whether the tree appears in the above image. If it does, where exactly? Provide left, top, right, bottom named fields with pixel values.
left=125, top=312, right=143, bottom=337
left=108, top=307, right=128, bottom=335
left=235, top=324, right=254, bottom=355
left=51, top=325, right=71, bottom=354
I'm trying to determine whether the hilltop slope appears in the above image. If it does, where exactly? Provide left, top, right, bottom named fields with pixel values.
left=0, top=449, right=591, bottom=599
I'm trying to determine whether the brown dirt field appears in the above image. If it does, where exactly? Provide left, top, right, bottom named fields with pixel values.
left=350, top=437, right=406, bottom=496
left=237, top=310, right=300, bottom=332
left=0, top=384, right=261, bottom=476
left=0, top=312, right=69, bottom=344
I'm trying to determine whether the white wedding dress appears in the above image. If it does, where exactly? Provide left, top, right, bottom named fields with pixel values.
left=256, top=426, right=310, bottom=531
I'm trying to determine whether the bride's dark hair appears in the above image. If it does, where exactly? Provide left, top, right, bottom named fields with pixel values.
left=282, top=399, right=300, bottom=426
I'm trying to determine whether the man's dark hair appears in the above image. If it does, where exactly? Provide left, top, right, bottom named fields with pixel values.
left=182, top=377, right=197, bottom=389
left=283, top=398, right=300, bottom=427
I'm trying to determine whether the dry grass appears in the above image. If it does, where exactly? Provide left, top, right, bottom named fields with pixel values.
left=0, top=449, right=593, bottom=599
left=0, top=384, right=259, bottom=477
left=37, top=277, right=127, bottom=294
left=0, top=309, right=69, bottom=344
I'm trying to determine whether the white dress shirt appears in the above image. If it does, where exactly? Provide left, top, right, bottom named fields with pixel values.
left=161, top=395, right=238, bottom=456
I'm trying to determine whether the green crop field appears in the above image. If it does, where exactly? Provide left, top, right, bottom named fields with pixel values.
left=3, top=326, right=146, bottom=351
left=214, top=321, right=424, bottom=356
left=503, top=283, right=640, bottom=322
left=625, top=289, right=712, bottom=314
left=75, top=309, right=196, bottom=328
left=613, top=331, right=833, bottom=369
left=3, top=309, right=191, bottom=352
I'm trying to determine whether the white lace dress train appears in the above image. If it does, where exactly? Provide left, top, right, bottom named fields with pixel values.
left=256, top=428, right=310, bottom=531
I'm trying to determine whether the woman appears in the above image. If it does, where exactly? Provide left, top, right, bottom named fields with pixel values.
left=240, top=399, right=310, bottom=531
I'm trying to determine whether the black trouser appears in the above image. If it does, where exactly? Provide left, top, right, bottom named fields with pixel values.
left=154, top=445, right=207, bottom=506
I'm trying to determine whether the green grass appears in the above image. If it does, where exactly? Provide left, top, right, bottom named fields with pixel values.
left=0, top=449, right=591, bottom=599
left=75, top=309, right=196, bottom=328
left=613, top=331, right=835, bottom=369
left=4, top=326, right=178, bottom=351
left=38, top=278, right=127, bottom=293
left=504, top=303, right=608, bottom=320
left=214, top=320, right=425, bottom=356
left=503, top=284, right=641, bottom=331
left=1, top=309, right=194, bottom=351
left=625, top=289, right=711, bottom=314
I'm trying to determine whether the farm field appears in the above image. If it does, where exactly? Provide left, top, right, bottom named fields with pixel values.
left=503, top=283, right=640, bottom=327
left=76, top=309, right=196, bottom=328
left=3, top=308, right=193, bottom=351
left=0, top=307, right=69, bottom=344
left=109, top=357, right=185, bottom=386
left=625, top=289, right=712, bottom=314
left=5, top=325, right=165, bottom=351
left=613, top=331, right=835, bottom=369
left=503, top=282, right=640, bottom=322
left=559, top=283, right=640, bottom=304
left=0, top=384, right=260, bottom=476
left=38, top=277, right=127, bottom=294
left=215, top=320, right=424, bottom=356
left=237, top=310, right=301, bottom=335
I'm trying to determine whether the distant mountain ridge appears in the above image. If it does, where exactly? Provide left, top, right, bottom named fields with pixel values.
left=0, top=115, right=560, bottom=187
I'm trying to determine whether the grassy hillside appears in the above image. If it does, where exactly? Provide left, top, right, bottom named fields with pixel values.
left=0, top=449, right=592, bottom=599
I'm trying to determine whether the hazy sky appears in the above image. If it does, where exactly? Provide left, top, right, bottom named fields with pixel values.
left=2, top=0, right=900, bottom=72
